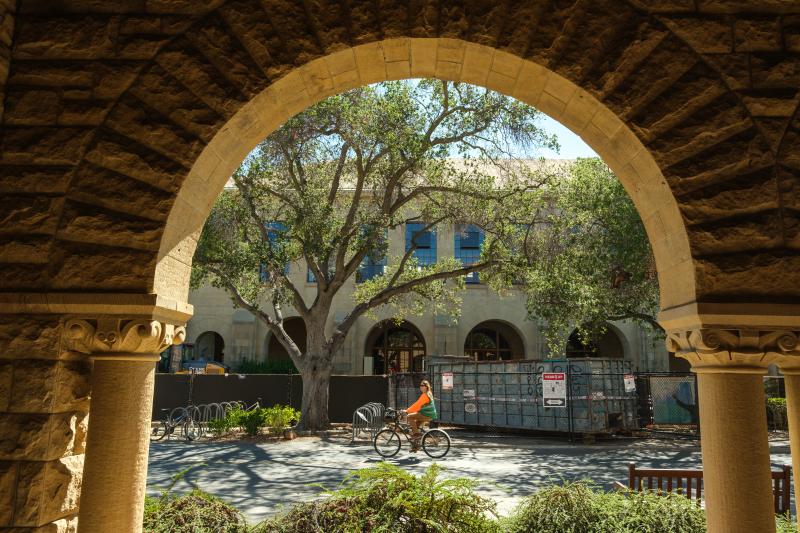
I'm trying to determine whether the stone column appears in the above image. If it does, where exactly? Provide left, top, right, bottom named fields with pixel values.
left=668, top=328, right=792, bottom=533
left=63, top=319, right=185, bottom=533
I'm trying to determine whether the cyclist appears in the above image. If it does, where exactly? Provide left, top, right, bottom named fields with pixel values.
left=401, top=380, right=437, bottom=452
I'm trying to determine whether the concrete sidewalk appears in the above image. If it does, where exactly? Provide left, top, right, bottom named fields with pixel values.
left=147, top=435, right=794, bottom=524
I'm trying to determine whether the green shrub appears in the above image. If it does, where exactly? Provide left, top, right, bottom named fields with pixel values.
left=501, top=479, right=707, bottom=533
left=262, top=405, right=300, bottom=436
left=777, top=512, right=798, bottom=533
left=257, top=462, right=501, bottom=533
left=207, top=417, right=233, bottom=437
left=237, top=358, right=297, bottom=374
left=218, top=404, right=299, bottom=437
left=767, top=398, right=787, bottom=407
left=144, top=464, right=248, bottom=533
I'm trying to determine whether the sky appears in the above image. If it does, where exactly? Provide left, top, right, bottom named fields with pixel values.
left=538, top=115, right=598, bottom=159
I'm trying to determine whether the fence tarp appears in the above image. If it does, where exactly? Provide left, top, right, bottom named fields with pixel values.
left=152, top=374, right=387, bottom=423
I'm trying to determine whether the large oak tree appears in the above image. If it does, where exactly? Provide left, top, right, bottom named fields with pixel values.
left=191, top=80, right=559, bottom=430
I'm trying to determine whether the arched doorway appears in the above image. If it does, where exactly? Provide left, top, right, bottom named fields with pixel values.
left=464, top=320, right=525, bottom=361
left=266, top=317, right=307, bottom=361
left=194, top=331, right=225, bottom=364
left=365, top=321, right=426, bottom=374
left=566, top=326, right=624, bottom=359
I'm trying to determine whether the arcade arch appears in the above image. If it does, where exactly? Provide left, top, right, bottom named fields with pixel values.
left=264, top=317, right=307, bottom=362
left=566, top=326, right=624, bottom=359
left=364, top=320, right=427, bottom=374
left=2, top=4, right=799, bottom=533
left=464, top=320, right=526, bottom=361
left=194, top=331, right=225, bottom=364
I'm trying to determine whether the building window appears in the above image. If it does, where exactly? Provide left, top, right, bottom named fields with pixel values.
left=261, top=222, right=290, bottom=281
left=464, top=328, right=512, bottom=361
left=455, top=224, right=484, bottom=284
left=356, top=227, right=387, bottom=283
left=405, top=223, right=436, bottom=265
left=307, top=262, right=336, bottom=283
left=369, top=326, right=426, bottom=374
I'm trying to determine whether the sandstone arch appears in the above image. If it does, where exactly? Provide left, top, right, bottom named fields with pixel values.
left=2, top=2, right=800, bottom=532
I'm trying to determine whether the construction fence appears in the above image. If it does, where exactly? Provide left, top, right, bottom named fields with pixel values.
left=388, top=362, right=714, bottom=441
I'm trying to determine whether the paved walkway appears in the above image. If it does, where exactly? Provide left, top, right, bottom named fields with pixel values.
left=147, top=436, right=793, bottom=524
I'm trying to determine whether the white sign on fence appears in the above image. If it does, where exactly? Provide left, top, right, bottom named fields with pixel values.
left=463, top=389, right=475, bottom=398
left=542, top=373, right=567, bottom=407
left=442, top=373, right=453, bottom=389
left=465, top=404, right=476, bottom=413
left=624, top=375, right=636, bottom=392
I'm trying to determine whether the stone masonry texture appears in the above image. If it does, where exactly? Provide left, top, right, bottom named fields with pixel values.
left=0, top=1, right=798, bottom=307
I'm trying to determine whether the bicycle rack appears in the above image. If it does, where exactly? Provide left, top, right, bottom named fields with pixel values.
left=352, top=402, right=385, bottom=442
left=155, top=399, right=265, bottom=440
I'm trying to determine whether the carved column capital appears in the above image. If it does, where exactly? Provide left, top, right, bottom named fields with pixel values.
left=667, top=328, right=800, bottom=373
left=65, top=318, right=186, bottom=361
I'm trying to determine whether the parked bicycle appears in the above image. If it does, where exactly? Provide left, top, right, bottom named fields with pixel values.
left=150, top=408, right=201, bottom=442
left=373, top=408, right=451, bottom=458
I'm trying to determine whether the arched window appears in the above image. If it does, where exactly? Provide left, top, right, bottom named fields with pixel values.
left=464, top=328, right=512, bottom=361
left=369, top=326, right=426, bottom=374
left=566, top=327, right=624, bottom=359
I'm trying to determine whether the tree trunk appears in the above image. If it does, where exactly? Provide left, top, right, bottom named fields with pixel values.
left=294, top=354, right=334, bottom=431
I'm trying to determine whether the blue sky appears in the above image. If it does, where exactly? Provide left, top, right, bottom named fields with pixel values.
left=538, top=115, right=598, bottom=159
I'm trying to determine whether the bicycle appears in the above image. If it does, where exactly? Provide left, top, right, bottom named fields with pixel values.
left=373, top=408, right=451, bottom=459
left=150, top=407, right=202, bottom=442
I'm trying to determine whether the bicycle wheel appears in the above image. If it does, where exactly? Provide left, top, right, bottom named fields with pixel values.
left=150, top=421, right=169, bottom=442
left=183, top=419, right=201, bottom=441
left=422, top=429, right=451, bottom=459
left=374, top=429, right=402, bottom=458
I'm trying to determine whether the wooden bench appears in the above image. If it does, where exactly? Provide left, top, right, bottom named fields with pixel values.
left=613, top=462, right=792, bottom=514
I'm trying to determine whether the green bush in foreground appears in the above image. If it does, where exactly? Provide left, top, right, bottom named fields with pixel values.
left=256, top=462, right=501, bottom=533
left=145, top=464, right=799, bottom=533
left=144, top=465, right=247, bottom=533
left=501, top=479, right=705, bottom=533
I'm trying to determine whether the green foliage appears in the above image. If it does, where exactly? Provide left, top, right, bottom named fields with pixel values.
left=767, top=398, right=787, bottom=407
left=258, top=462, right=501, bottom=533
left=237, top=357, right=297, bottom=375
left=207, top=416, right=233, bottom=437
left=500, top=479, right=707, bottom=533
left=144, top=464, right=247, bottom=532
left=262, top=404, right=300, bottom=436
left=210, top=404, right=299, bottom=438
left=145, top=466, right=799, bottom=532
left=777, top=512, right=797, bottom=533
left=191, top=80, right=558, bottom=399
left=519, top=158, right=661, bottom=352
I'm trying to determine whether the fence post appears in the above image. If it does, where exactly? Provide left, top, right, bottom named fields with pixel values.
left=568, top=363, right=574, bottom=446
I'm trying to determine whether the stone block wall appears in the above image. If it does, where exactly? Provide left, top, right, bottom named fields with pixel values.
left=0, top=315, right=89, bottom=531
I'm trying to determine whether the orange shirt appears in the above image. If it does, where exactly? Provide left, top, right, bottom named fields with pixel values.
left=408, top=393, right=430, bottom=414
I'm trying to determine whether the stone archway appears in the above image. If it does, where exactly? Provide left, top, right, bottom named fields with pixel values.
left=2, top=3, right=800, bottom=532
left=194, top=331, right=225, bottom=364
left=266, top=316, right=307, bottom=362
left=464, top=319, right=526, bottom=361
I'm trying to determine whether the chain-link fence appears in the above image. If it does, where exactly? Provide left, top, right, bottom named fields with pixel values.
left=389, top=360, right=640, bottom=442
left=387, top=367, right=791, bottom=442
left=635, top=373, right=699, bottom=439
